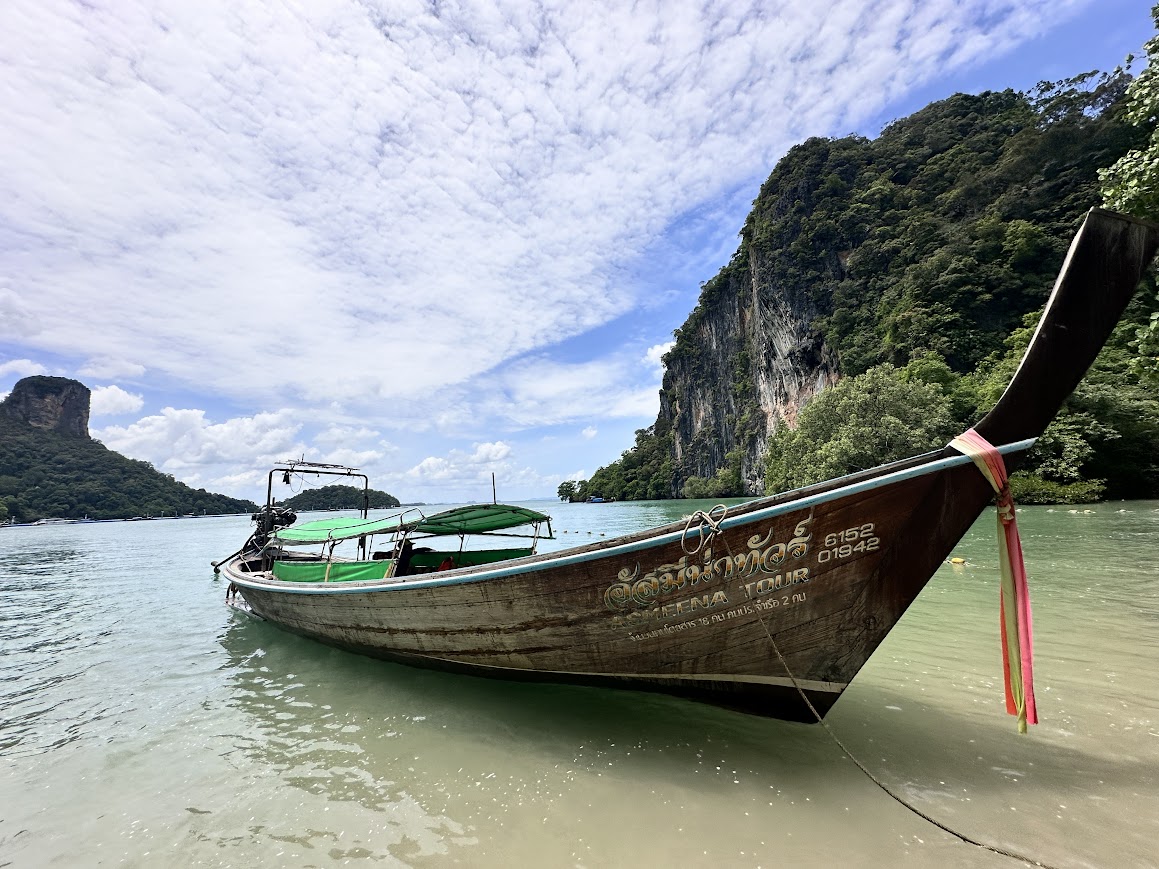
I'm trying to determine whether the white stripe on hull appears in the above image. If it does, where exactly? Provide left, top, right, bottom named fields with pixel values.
left=404, top=658, right=847, bottom=694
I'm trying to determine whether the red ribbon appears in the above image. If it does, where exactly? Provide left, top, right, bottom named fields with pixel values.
left=950, top=429, right=1038, bottom=732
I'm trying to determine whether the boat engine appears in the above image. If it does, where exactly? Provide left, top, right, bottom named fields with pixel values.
left=251, top=505, right=297, bottom=548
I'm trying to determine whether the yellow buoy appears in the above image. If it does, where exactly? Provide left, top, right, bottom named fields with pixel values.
left=949, top=557, right=966, bottom=565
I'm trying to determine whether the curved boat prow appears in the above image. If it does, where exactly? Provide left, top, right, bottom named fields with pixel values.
left=976, top=208, right=1159, bottom=448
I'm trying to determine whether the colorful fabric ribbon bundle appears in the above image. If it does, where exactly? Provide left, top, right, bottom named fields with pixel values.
left=950, top=428, right=1039, bottom=733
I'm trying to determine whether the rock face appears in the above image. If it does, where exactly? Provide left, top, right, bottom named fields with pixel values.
left=660, top=244, right=839, bottom=497
left=0, top=376, right=91, bottom=438
left=596, top=87, right=1143, bottom=501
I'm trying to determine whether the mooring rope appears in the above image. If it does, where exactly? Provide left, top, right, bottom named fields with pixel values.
left=707, top=527, right=1060, bottom=868
left=680, top=503, right=729, bottom=554
left=753, top=614, right=1059, bottom=867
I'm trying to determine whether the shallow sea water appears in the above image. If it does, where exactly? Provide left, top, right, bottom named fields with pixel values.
left=1, top=500, right=1157, bottom=868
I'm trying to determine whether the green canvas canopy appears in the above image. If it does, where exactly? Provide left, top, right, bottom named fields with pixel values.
left=271, top=504, right=551, bottom=546
left=408, top=504, right=551, bottom=536
left=270, top=515, right=408, bottom=545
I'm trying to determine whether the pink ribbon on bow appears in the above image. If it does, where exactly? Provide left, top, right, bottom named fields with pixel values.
left=950, top=428, right=1038, bottom=733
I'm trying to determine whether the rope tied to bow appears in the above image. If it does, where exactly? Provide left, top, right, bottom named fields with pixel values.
left=949, top=428, right=1038, bottom=733
left=680, top=504, right=729, bottom=555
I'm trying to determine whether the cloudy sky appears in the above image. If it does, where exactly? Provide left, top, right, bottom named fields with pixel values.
left=0, top=0, right=1151, bottom=504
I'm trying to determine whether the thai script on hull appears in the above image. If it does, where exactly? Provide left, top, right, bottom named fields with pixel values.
left=603, top=517, right=812, bottom=611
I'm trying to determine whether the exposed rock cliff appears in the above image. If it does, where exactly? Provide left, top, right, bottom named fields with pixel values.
left=585, top=81, right=1143, bottom=500
left=0, top=376, right=90, bottom=438
left=657, top=133, right=869, bottom=497
left=661, top=239, right=840, bottom=496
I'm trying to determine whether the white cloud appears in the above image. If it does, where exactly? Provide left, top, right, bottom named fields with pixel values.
left=468, top=442, right=512, bottom=464
left=403, top=456, right=461, bottom=485
left=89, top=384, right=144, bottom=416
left=471, top=352, right=664, bottom=429
left=92, top=407, right=306, bottom=496
left=644, top=342, right=675, bottom=371
left=0, top=358, right=48, bottom=379
left=394, top=439, right=551, bottom=500
left=0, top=289, right=42, bottom=341
left=88, top=407, right=531, bottom=502
left=0, top=0, right=1086, bottom=419
left=314, top=425, right=381, bottom=446
left=78, top=357, right=147, bottom=379
left=581, top=426, right=597, bottom=439
left=316, top=447, right=385, bottom=469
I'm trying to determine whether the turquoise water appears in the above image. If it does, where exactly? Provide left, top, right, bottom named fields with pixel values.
left=1, top=501, right=1157, bottom=867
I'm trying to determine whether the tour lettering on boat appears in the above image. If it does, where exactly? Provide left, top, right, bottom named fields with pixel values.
left=604, top=517, right=812, bottom=617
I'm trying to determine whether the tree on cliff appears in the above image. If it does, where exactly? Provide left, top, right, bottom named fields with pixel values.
left=583, top=424, right=675, bottom=501
left=1099, top=3, right=1159, bottom=385
left=764, top=365, right=956, bottom=493
left=1100, top=7, right=1159, bottom=219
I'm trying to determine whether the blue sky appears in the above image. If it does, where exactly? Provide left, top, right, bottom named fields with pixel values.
left=1, top=0, right=1152, bottom=505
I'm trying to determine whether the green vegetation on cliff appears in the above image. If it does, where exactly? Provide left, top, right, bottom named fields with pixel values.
left=1101, top=11, right=1159, bottom=387
left=573, top=422, right=674, bottom=502
left=279, top=484, right=400, bottom=511
left=0, top=413, right=257, bottom=521
left=587, top=58, right=1159, bottom=503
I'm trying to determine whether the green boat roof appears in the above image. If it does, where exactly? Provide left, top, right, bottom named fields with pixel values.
left=271, top=515, right=406, bottom=545
left=410, top=504, right=551, bottom=535
left=271, top=504, right=551, bottom=545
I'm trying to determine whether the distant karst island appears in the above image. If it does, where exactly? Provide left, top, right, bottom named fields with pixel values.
left=278, top=484, right=401, bottom=512
left=0, top=376, right=257, bottom=523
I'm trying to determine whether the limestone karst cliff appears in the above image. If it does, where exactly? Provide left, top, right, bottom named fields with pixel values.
left=584, top=77, right=1155, bottom=500
left=660, top=234, right=841, bottom=496
left=0, top=375, right=90, bottom=438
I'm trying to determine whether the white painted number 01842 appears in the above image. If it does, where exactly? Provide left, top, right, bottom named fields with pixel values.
left=817, top=523, right=879, bottom=563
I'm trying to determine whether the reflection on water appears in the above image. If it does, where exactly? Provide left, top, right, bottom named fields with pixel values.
left=214, top=615, right=878, bottom=867
left=1, top=504, right=1158, bottom=867
left=215, top=620, right=474, bottom=862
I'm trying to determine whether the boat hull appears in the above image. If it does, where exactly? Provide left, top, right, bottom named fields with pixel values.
left=225, top=448, right=1005, bottom=720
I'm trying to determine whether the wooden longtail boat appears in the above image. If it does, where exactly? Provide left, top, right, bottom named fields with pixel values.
left=219, top=208, right=1159, bottom=722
